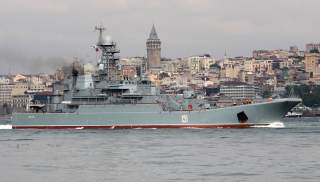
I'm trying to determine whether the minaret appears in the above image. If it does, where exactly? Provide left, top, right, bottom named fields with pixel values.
left=146, top=24, right=161, bottom=71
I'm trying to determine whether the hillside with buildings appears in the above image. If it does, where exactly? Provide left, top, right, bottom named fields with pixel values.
left=1, top=26, right=320, bottom=114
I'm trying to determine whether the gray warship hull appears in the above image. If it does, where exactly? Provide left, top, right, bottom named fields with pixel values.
left=11, top=98, right=301, bottom=129
left=6, top=26, right=302, bottom=129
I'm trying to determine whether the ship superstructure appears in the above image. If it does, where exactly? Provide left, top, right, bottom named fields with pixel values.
left=95, top=25, right=120, bottom=81
left=62, top=25, right=160, bottom=109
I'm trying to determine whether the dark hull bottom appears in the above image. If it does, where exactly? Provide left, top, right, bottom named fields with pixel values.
left=12, top=123, right=273, bottom=129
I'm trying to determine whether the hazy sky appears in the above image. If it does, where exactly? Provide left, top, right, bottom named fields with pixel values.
left=0, top=0, right=319, bottom=73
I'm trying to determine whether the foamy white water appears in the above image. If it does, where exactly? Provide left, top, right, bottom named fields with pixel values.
left=0, top=125, right=12, bottom=129
left=252, top=122, right=285, bottom=128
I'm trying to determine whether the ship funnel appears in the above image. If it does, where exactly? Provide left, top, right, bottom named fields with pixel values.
left=72, top=63, right=79, bottom=90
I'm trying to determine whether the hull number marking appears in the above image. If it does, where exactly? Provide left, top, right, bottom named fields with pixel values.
left=181, top=115, right=188, bottom=123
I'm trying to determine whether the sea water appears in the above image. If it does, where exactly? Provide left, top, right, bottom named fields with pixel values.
left=0, top=118, right=320, bottom=182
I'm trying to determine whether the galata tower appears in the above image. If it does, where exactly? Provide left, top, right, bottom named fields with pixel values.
left=146, top=24, right=161, bottom=71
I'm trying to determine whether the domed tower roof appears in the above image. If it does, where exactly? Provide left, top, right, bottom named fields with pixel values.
left=148, top=24, right=159, bottom=40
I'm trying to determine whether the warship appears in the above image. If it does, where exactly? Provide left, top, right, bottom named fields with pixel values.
left=9, top=26, right=301, bottom=129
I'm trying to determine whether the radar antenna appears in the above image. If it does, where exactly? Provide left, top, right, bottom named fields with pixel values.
left=95, top=24, right=105, bottom=35
left=95, top=24, right=106, bottom=46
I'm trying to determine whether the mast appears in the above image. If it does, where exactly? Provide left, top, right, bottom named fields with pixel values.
left=95, top=24, right=120, bottom=81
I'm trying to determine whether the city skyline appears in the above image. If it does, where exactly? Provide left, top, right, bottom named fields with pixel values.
left=0, top=0, right=319, bottom=73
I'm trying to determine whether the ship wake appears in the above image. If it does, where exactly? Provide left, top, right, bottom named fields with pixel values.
left=251, top=122, right=285, bottom=128
left=0, top=125, right=13, bottom=129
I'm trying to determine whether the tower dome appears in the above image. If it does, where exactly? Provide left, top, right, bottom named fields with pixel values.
left=149, top=24, right=159, bottom=40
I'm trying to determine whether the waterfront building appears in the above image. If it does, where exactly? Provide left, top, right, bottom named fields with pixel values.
left=245, top=59, right=273, bottom=74
left=253, top=50, right=272, bottom=59
left=223, top=64, right=240, bottom=79
left=175, top=59, right=189, bottom=74
left=188, top=57, right=201, bottom=74
left=239, top=71, right=255, bottom=85
left=0, top=76, right=11, bottom=84
left=54, top=68, right=65, bottom=81
left=253, top=49, right=289, bottom=60
left=289, top=46, right=299, bottom=53
left=11, top=82, right=29, bottom=96
left=304, top=52, right=320, bottom=79
left=120, top=57, right=145, bottom=66
left=122, top=65, right=138, bottom=80
left=220, top=81, right=257, bottom=99
left=1, top=74, right=52, bottom=108
left=120, top=57, right=146, bottom=78
left=187, top=55, right=215, bottom=74
left=161, top=59, right=180, bottom=73
left=255, top=60, right=274, bottom=74
left=289, top=46, right=305, bottom=58
left=146, top=25, right=161, bottom=72
left=209, top=63, right=221, bottom=80
left=306, top=43, right=320, bottom=53
left=11, top=82, right=47, bottom=96
left=279, top=59, right=293, bottom=69
left=0, top=83, right=14, bottom=105
left=29, top=75, right=45, bottom=85
left=12, top=95, right=30, bottom=112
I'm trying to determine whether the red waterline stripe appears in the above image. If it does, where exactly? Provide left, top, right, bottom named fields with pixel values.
left=12, top=123, right=270, bottom=129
